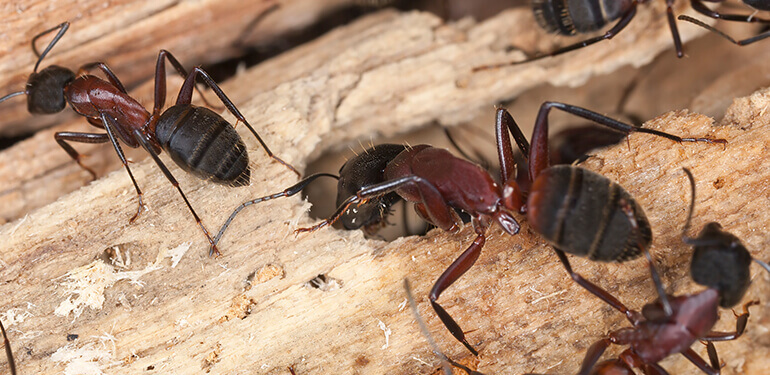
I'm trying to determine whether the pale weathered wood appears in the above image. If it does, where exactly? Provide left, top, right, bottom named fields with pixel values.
left=0, top=0, right=354, bottom=137
left=0, top=85, right=768, bottom=374
left=0, top=2, right=711, bottom=224
left=5, top=4, right=768, bottom=375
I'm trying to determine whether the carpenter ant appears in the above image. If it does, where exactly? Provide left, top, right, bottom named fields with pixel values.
left=473, top=0, right=769, bottom=70
left=565, top=168, right=768, bottom=375
left=297, top=103, right=724, bottom=355
left=0, top=22, right=298, bottom=256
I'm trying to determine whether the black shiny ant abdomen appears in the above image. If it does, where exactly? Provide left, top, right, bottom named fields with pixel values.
left=528, top=165, right=652, bottom=262
left=533, top=0, right=634, bottom=35
left=155, top=105, right=250, bottom=186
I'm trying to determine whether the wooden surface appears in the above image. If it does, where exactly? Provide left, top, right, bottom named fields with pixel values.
left=0, top=2, right=711, bottom=225
left=1, top=85, right=768, bottom=375
left=0, top=0, right=353, bottom=137
left=2, top=3, right=769, bottom=375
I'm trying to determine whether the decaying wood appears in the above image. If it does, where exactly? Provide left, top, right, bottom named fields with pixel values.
left=0, top=2, right=710, bottom=224
left=0, top=0, right=353, bottom=137
left=2, top=4, right=767, bottom=375
left=0, top=86, right=768, bottom=374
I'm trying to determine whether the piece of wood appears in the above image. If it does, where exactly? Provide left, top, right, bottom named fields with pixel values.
left=0, top=14, right=769, bottom=372
left=0, top=0, right=353, bottom=137
left=0, top=2, right=710, bottom=224
left=0, top=86, right=768, bottom=374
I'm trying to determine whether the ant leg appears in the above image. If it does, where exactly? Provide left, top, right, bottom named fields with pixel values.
left=552, top=249, right=640, bottom=324
left=212, top=173, right=339, bottom=255
left=528, top=102, right=726, bottom=181
left=680, top=347, right=719, bottom=375
left=430, top=231, right=485, bottom=356
left=78, top=62, right=128, bottom=93
left=99, top=114, right=147, bottom=223
left=665, top=0, right=684, bottom=57
left=173, top=66, right=300, bottom=177
left=405, top=279, right=485, bottom=375
left=131, top=128, right=221, bottom=255
left=31, top=22, right=69, bottom=72
left=703, top=300, right=759, bottom=341
left=472, top=7, right=637, bottom=70
left=0, top=319, right=16, bottom=375
left=577, top=338, right=612, bottom=375
left=54, top=132, right=110, bottom=179
left=150, top=50, right=220, bottom=120
left=706, top=342, right=720, bottom=373
left=495, top=108, right=530, bottom=183
left=297, top=175, right=459, bottom=233
left=678, top=15, right=770, bottom=45
left=690, top=0, right=770, bottom=23
left=617, top=199, right=673, bottom=317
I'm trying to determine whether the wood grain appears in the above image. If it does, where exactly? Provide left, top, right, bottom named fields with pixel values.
left=0, top=2, right=709, bottom=224
left=3, top=3, right=767, bottom=375
left=0, top=0, right=353, bottom=137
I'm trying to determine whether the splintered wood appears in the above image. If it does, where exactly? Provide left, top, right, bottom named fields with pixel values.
left=0, top=2, right=708, bottom=225
left=1, top=4, right=768, bottom=375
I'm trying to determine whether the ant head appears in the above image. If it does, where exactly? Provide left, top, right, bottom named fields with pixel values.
left=682, top=168, right=752, bottom=307
left=336, top=144, right=406, bottom=230
left=26, top=65, right=75, bottom=114
left=689, top=226, right=752, bottom=308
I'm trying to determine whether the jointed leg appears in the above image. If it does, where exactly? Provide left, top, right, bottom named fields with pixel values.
left=495, top=108, right=530, bottom=183
left=618, top=199, right=673, bottom=316
left=527, top=101, right=726, bottom=180
left=297, top=175, right=458, bottom=233
left=430, top=231, right=486, bottom=356
left=99, top=114, right=146, bottom=223
left=54, top=131, right=110, bottom=179
left=173, top=65, right=300, bottom=177
left=703, top=300, right=758, bottom=341
left=132, top=128, right=220, bottom=256
left=553, top=250, right=641, bottom=324
left=472, top=7, right=637, bottom=70
left=213, top=173, right=339, bottom=255
left=679, top=15, right=770, bottom=45
left=78, top=62, right=128, bottom=93
left=690, top=0, right=770, bottom=23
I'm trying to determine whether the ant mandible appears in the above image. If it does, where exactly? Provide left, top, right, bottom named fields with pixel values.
left=296, top=102, right=725, bottom=355
left=570, top=168, right=768, bottom=375
left=474, top=0, right=770, bottom=70
left=0, top=22, right=299, bottom=256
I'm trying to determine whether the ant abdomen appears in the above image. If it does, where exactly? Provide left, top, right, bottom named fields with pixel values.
left=155, top=105, right=250, bottom=187
left=527, top=165, right=652, bottom=262
left=26, top=65, right=75, bottom=114
left=533, top=0, right=633, bottom=34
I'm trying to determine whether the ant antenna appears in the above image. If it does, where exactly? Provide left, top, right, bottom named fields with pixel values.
left=0, top=91, right=26, bottom=105
left=681, top=167, right=697, bottom=241
left=31, top=22, right=70, bottom=73
left=754, top=259, right=770, bottom=275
